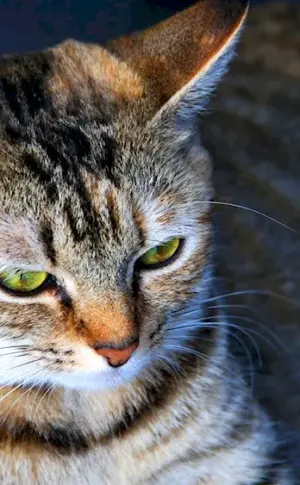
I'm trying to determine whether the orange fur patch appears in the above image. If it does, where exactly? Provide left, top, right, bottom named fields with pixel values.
left=132, top=206, right=147, bottom=242
left=157, top=211, right=176, bottom=225
left=48, top=40, right=144, bottom=109
left=70, top=298, right=138, bottom=347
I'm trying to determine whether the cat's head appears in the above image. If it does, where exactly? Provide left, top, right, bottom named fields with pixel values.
left=0, top=0, right=247, bottom=390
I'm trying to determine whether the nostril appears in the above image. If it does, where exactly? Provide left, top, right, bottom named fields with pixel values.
left=93, top=339, right=139, bottom=368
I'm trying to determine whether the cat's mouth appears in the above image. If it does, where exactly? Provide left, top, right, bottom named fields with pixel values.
left=48, top=347, right=150, bottom=391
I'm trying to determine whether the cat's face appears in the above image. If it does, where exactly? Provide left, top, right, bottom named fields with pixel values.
left=0, top=0, right=247, bottom=390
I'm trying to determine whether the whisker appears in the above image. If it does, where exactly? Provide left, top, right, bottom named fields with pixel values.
left=204, top=290, right=300, bottom=308
left=208, top=310, right=289, bottom=354
left=225, top=328, right=256, bottom=396
left=0, top=368, right=50, bottom=425
left=166, top=331, right=256, bottom=393
left=10, top=358, right=43, bottom=371
left=0, top=345, right=30, bottom=351
left=208, top=303, right=268, bottom=322
left=0, top=350, right=30, bottom=358
left=166, top=319, right=263, bottom=367
left=170, top=318, right=259, bottom=344
left=207, top=200, right=297, bottom=233
left=205, top=315, right=273, bottom=355
left=31, top=369, right=58, bottom=420
left=153, top=352, right=185, bottom=378
left=173, top=298, right=289, bottom=354
left=0, top=367, right=46, bottom=406
left=163, top=343, right=245, bottom=385
left=44, top=376, right=63, bottom=413
left=163, top=334, right=215, bottom=345
left=32, top=377, right=58, bottom=421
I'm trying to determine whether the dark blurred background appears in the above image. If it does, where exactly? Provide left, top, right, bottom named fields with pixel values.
left=0, top=0, right=291, bottom=55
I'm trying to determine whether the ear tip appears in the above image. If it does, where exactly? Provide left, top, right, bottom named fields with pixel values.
left=200, top=0, right=249, bottom=21
left=172, top=0, right=249, bottom=41
left=205, top=0, right=249, bottom=19
left=230, top=0, right=250, bottom=16
left=208, top=0, right=250, bottom=37
left=214, top=0, right=249, bottom=10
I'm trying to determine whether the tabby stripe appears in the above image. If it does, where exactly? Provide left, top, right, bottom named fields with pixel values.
left=37, top=125, right=93, bottom=176
left=63, top=199, right=86, bottom=243
left=22, top=153, right=58, bottom=203
left=23, top=142, right=102, bottom=243
left=0, top=422, right=90, bottom=454
left=106, top=190, right=121, bottom=239
left=18, top=75, right=47, bottom=120
left=132, top=206, right=146, bottom=246
left=0, top=55, right=51, bottom=123
left=34, top=129, right=116, bottom=242
left=40, top=223, right=56, bottom=265
left=100, top=134, right=118, bottom=184
left=0, top=78, right=23, bottom=122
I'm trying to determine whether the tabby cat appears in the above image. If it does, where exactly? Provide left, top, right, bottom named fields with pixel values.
left=0, top=0, right=297, bottom=483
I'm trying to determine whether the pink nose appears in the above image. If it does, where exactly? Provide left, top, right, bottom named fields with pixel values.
left=94, top=341, right=138, bottom=367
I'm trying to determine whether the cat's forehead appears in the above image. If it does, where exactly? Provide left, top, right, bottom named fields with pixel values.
left=0, top=34, right=213, bottom=258
left=0, top=113, right=195, bottom=250
left=0, top=114, right=184, bottom=207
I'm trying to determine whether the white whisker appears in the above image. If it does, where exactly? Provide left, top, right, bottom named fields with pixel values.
left=153, top=351, right=185, bottom=377
left=10, top=358, right=43, bottom=371
left=0, top=369, right=51, bottom=425
left=207, top=200, right=297, bottom=233
left=163, top=343, right=245, bottom=385
left=0, top=367, right=46, bottom=406
left=204, top=289, right=300, bottom=308
left=208, top=303, right=289, bottom=353
left=32, top=370, right=59, bottom=420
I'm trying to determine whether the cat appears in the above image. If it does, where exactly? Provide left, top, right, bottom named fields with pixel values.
left=0, top=0, right=297, bottom=484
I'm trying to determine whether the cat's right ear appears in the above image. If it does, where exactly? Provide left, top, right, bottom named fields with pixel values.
left=107, top=0, right=248, bottom=122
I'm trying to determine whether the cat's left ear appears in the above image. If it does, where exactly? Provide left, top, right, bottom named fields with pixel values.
left=107, top=0, right=248, bottom=121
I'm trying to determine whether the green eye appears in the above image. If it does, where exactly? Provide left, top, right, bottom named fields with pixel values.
left=0, top=270, right=49, bottom=294
left=139, top=237, right=181, bottom=267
